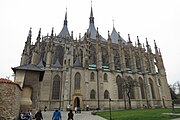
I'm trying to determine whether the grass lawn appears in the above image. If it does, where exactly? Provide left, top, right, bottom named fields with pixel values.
left=97, top=108, right=180, bottom=120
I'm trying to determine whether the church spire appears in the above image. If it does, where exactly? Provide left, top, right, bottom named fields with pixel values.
left=89, top=1, right=94, bottom=24
left=57, top=8, right=70, bottom=38
left=86, top=1, right=97, bottom=40
left=64, top=8, right=68, bottom=26
left=26, top=27, right=32, bottom=45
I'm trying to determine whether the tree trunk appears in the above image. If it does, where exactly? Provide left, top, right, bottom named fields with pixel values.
left=127, top=91, right=132, bottom=109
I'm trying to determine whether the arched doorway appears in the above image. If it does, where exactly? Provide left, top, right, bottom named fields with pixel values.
left=74, top=97, right=80, bottom=108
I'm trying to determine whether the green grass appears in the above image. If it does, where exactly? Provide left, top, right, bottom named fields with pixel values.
left=97, top=108, right=180, bottom=120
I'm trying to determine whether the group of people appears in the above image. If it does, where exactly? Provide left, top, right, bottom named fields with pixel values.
left=19, top=110, right=32, bottom=120
left=20, top=104, right=83, bottom=120
left=19, top=108, right=74, bottom=120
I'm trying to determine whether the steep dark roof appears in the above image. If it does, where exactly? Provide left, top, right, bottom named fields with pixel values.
left=52, top=59, right=62, bottom=68
left=81, top=6, right=105, bottom=41
left=57, top=10, right=70, bottom=38
left=110, top=27, right=126, bottom=44
left=12, top=64, right=45, bottom=81
left=37, top=58, right=45, bottom=68
left=73, top=57, right=81, bottom=67
left=12, top=64, right=44, bottom=72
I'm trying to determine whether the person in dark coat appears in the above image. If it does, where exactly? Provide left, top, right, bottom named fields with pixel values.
left=67, top=110, right=74, bottom=120
left=35, top=110, right=43, bottom=120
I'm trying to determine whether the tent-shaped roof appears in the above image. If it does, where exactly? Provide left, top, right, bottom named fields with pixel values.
left=57, top=9, right=70, bottom=39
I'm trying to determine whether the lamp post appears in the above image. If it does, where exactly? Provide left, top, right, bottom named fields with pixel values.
left=109, top=98, right=112, bottom=120
left=172, top=99, right=175, bottom=113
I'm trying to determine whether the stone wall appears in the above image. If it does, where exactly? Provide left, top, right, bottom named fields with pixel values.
left=0, top=78, right=22, bottom=120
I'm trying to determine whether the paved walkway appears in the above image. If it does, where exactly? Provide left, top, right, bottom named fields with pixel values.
left=41, top=110, right=180, bottom=120
left=163, top=113, right=180, bottom=120
left=42, top=111, right=106, bottom=120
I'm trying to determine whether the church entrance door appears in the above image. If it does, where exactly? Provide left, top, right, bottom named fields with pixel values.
left=74, top=97, right=80, bottom=108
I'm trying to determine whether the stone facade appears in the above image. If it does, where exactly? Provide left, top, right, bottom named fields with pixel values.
left=14, top=5, right=172, bottom=111
left=0, top=78, right=22, bottom=120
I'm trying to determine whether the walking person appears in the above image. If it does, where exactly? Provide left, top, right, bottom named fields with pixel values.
left=74, top=106, right=77, bottom=113
left=52, top=108, right=62, bottom=120
left=35, top=110, right=43, bottom=120
left=28, top=110, right=32, bottom=120
left=67, top=110, right=74, bottom=120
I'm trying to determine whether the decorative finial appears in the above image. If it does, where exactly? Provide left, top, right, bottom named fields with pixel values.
left=128, top=34, right=132, bottom=43
left=51, top=27, right=54, bottom=37
left=154, top=40, right=157, bottom=48
left=112, top=19, right=115, bottom=28
left=146, top=38, right=149, bottom=47
left=28, top=27, right=32, bottom=37
left=91, top=0, right=92, bottom=8
left=64, top=8, right=68, bottom=26
left=96, top=27, right=99, bottom=38
left=79, top=33, right=81, bottom=39
left=36, top=28, right=41, bottom=41
left=27, top=27, right=32, bottom=43
left=154, top=40, right=159, bottom=54
left=137, top=36, right=141, bottom=46
left=65, top=7, right=67, bottom=20
left=71, top=31, right=73, bottom=39
left=108, top=30, right=111, bottom=40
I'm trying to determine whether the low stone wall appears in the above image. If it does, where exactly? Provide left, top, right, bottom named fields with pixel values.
left=0, top=78, right=22, bottom=120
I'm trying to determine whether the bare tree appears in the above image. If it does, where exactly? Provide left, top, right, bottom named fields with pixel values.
left=123, top=76, right=139, bottom=109
left=169, top=85, right=177, bottom=100
left=173, top=81, right=180, bottom=94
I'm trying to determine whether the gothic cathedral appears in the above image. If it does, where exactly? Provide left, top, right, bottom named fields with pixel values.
left=13, top=6, right=171, bottom=111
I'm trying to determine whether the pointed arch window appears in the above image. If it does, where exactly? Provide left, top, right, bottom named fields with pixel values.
left=114, top=50, right=120, bottom=70
left=145, top=56, right=151, bottom=72
left=127, top=76, right=135, bottom=99
left=52, top=75, right=61, bottom=99
left=53, top=46, right=64, bottom=65
left=90, top=89, right=96, bottom=99
left=90, top=72, right=95, bottom=81
left=75, top=72, right=81, bottom=89
left=104, top=90, right=109, bottom=99
left=104, top=73, right=108, bottom=82
left=158, top=79, right=161, bottom=86
left=139, top=77, right=145, bottom=99
left=116, top=75, right=123, bottom=99
left=89, top=45, right=96, bottom=64
left=102, top=48, right=109, bottom=66
left=135, top=52, right=141, bottom=72
left=149, top=78, right=156, bottom=99
left=125, top=50, right=131, bottom=69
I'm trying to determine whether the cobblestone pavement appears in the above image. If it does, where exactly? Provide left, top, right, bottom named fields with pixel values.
left=42, top=110, right=107, bottom=120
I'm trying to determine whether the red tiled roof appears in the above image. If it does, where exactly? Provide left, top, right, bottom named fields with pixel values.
left=0, top=78, right=15, bottom=84
left=0, top=78, right=22, bottom=90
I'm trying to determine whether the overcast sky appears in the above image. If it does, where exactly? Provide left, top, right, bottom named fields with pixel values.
left=0, top=0, right=179, bottom=84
